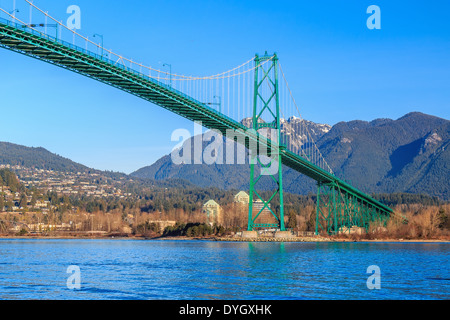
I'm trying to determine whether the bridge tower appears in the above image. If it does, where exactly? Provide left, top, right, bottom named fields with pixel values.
left=247, top=52, right=285, bottom=231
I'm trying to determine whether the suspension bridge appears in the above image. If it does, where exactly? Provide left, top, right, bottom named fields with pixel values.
left=0, top=1, right=394, bottom=235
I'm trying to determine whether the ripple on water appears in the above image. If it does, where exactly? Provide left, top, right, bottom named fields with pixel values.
left=0, top=239, right=448, bottom=300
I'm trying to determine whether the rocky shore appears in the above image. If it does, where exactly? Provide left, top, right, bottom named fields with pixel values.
left=213, top=236, right=333, bottom=242
left=1, top=233, right=448, bottom=242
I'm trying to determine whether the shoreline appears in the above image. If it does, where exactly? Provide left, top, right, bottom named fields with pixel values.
left=0, top=234, right=448, bottom=243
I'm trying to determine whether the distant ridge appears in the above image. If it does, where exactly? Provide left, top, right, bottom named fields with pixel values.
left=317, top=112, right=450, bottom=199
left=0, top=141, right=89, bottom=173
left=1, top=112, right=448, bottom=200
left=0, top=141, right=194, bottom=188
left=132, top=112, right=450, bottom=200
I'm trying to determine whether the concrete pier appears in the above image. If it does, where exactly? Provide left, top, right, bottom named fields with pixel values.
left=241, top=231, right=258, bottom=239
left=274, top=231, right=293, bottom=239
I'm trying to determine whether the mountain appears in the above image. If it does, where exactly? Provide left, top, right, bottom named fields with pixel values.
left=0, top=141, right=194, bottom=191
left=131, top=112, right=450, bottom=200
left=1, top=112, right=448, bottom=200
left=131, top=117, right=332, bottom=192
left=0, top=141, right=89, bottom=173
left=317, top=112, right=449, bottom=199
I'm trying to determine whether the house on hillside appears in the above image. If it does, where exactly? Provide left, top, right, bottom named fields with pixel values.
left=234, top=191, right=249, bottom=204
left=202, top=199, right=222, bottom=225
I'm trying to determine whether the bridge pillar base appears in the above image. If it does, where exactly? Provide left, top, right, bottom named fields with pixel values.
left=274, top=231, right=293, bottom=239
left=241, top=231, right=258, bottom=239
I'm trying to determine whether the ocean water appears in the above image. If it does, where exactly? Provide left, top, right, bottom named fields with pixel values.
left=0, top=239, right=448, bottom=300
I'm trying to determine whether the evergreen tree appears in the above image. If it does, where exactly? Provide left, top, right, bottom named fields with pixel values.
left=306, top=210, right=316, bottom=232
left=19, top=193, right=28, bottom=209
left=287, top=209, right=297, bottom=229
left=30, top=192, right=37, bottom=207
left=6, top=200, right=13, bottom=212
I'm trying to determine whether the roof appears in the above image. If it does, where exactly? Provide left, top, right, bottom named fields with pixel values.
left=234, top=191, right=249, bottom=198
left=203, top=199, right=220, bottom=207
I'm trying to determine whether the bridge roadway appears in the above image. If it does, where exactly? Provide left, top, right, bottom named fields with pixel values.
left=0, top=18, right=393, bottom=217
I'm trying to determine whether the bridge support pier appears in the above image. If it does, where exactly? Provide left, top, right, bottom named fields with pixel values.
left=274, top=231, right=293, bottom=239
left=315, top=181, right=391, bottom=235
left=241, top=231, right=258, bottom=239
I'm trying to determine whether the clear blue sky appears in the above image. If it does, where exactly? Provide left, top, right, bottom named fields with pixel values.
left=0, top=0, right=449, bottom=173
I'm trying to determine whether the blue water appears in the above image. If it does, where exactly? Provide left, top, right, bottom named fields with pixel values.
left=0, top=239, right=448, bottom=300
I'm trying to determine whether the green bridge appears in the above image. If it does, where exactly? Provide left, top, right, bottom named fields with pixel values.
left=0, top=4, right=394, bottom=235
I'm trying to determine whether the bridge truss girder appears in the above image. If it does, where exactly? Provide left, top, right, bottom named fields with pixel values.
left=315, top=181, right=390, bottom=235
